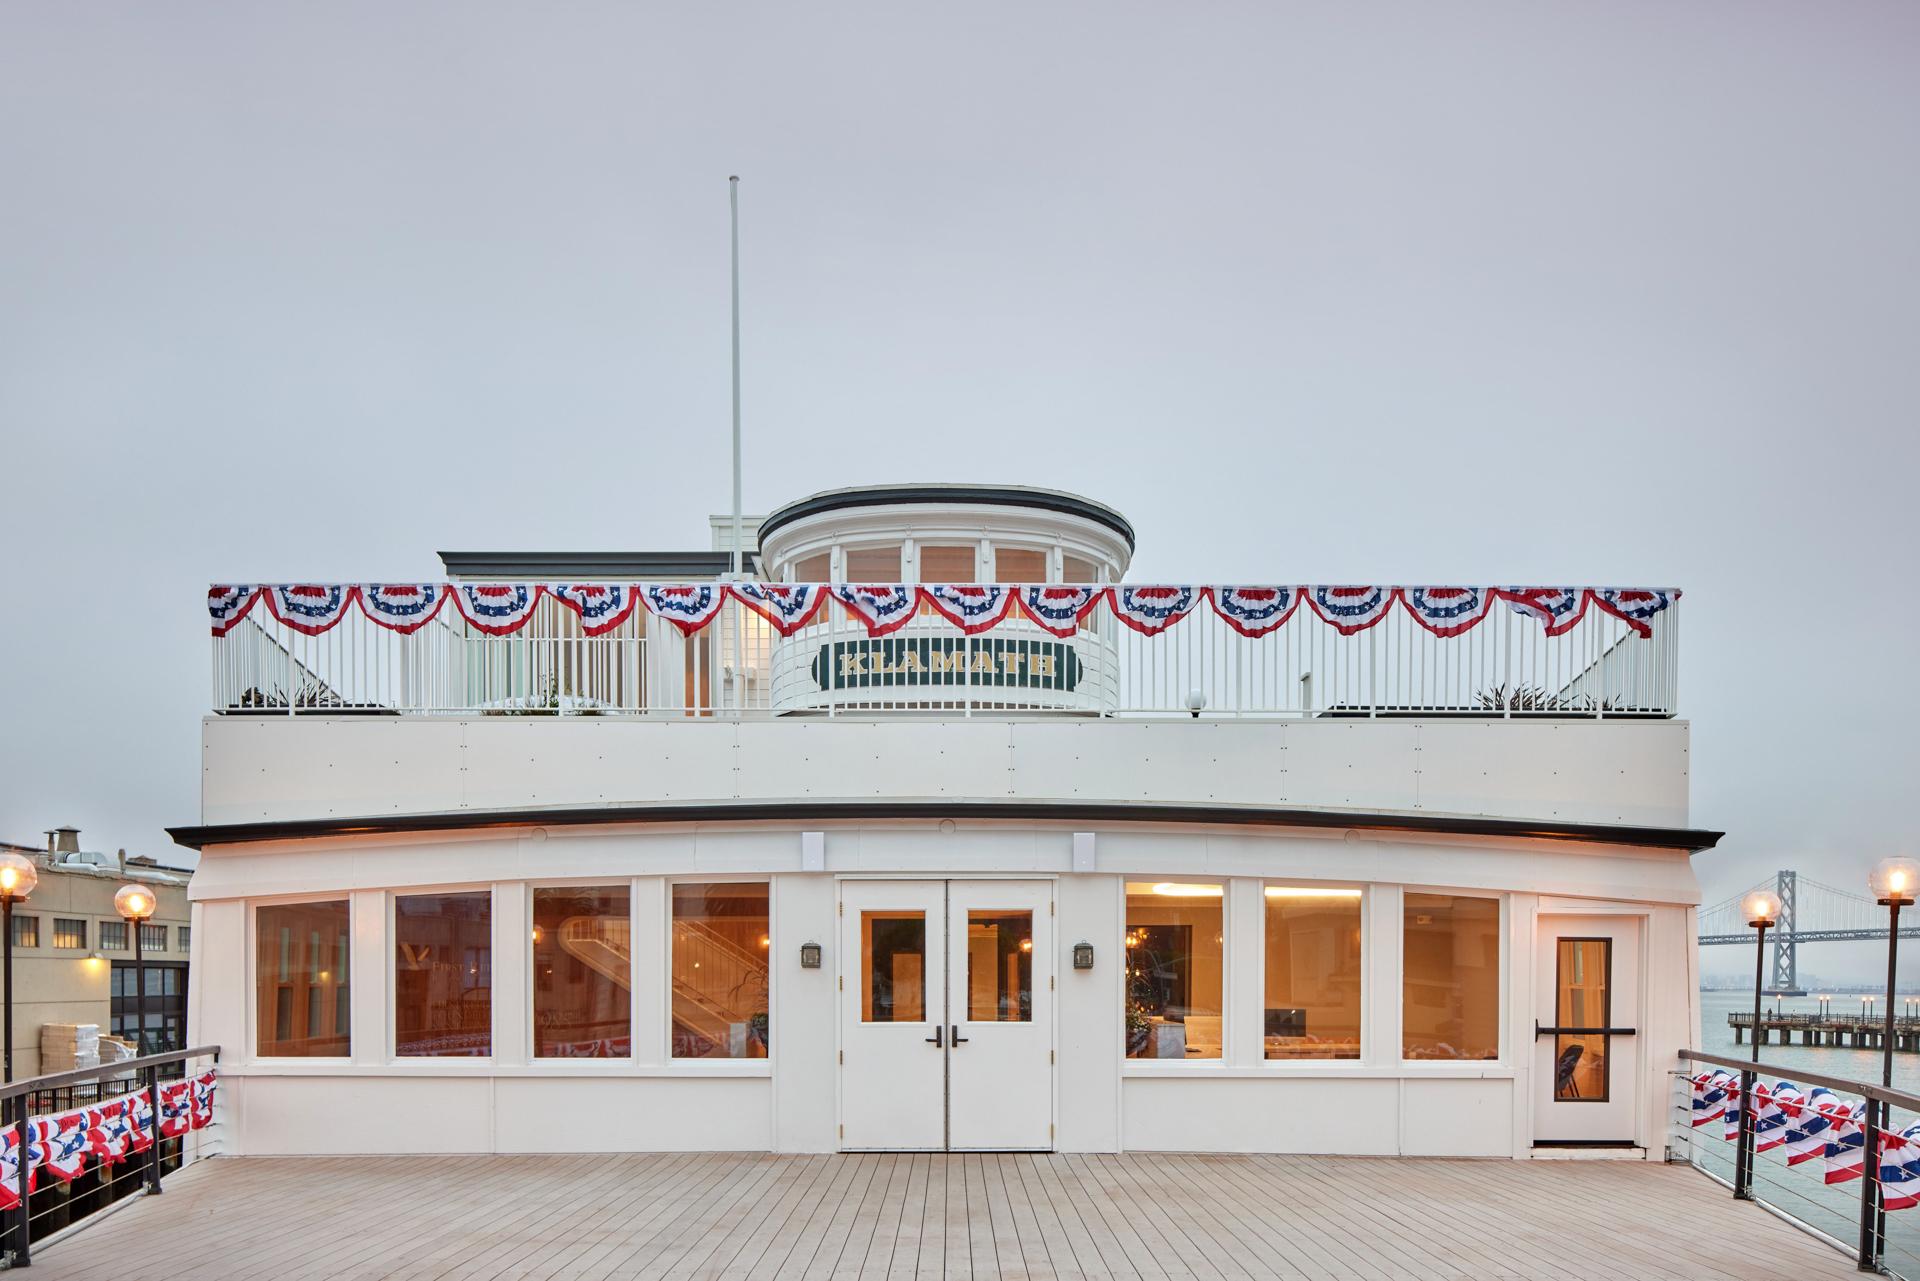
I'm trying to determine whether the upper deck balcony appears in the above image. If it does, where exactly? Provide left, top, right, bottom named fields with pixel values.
left=207, top=581, right=1680, bottom=722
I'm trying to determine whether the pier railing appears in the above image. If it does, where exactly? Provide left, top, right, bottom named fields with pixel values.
left=1673, top=1048, right=1920, bottom=1279
left=211, top=589, right=1680, bottom=720
left=0, top=1044, right=221, bottom=1266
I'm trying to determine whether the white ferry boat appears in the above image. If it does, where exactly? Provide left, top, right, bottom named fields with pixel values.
left=175, top=483, right=1711, bottom=1159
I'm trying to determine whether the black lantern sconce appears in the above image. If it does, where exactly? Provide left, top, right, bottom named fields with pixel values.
left=1072, top=940, right=1095, bottom=971
left=799, top=940, right=822, bottom=970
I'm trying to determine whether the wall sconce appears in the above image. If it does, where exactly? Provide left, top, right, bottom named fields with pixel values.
left=1072, top=940, right=1095, bottom=970
left=799, top=941, right=822, bottom=970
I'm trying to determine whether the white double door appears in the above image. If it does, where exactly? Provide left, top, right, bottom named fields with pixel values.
left=839, top=879, right=1054, bottom=1151
left=1533, top=915, right=1642, bottom=1145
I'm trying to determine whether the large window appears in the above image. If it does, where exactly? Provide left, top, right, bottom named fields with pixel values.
left=53, top=919, right=86, bottom=950
left=671, top=883, right=769, bottom=1059
left=793, top=552, right=831, bottom=583
left=844, top=545, right=901, bottom=581
left=256, top=900, right=351, bottom=1058
left=1402, top=893, right=1500, bottom=1061
left=395, top=892, right=492, bottom=1057
left=861, top=911, right=926, bottom=1023
left=918, top=545, right=977, bottom=582
left=112, top=962, right=188, bottom=1055
left=11, top=916, right=36, bottom=948
left=992, top=547, right=1047, bottom=583
left=533, top=886, right=631, bottom=1058
left=1124, top=882, right=1223, bottom=1060
left=1061, top=554, right=1100, bottom=584
left=99, top=920, right=127, bottom=951
left=139, top=924, right=166, bottom=952
left=1264, top=886, right=1362, bottom=1060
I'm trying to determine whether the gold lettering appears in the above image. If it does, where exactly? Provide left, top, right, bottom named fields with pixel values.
left=900, top=649, right=925, bottom=674
left=999, top=651, right=1024, bottom=677
left=930, top=649, right=958, bottom=675
left=1030, top=653, right=1056, bottom=678
left=972, top=650, right=997, bottom=675
left=839, top=651, right=867, bottom=677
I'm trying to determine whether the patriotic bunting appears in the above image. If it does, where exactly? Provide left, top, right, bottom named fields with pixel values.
left=1017, top=586, right=1100, bottom=638
left=1502, top=587, right=1589, bottom=637
left=0, top=1076, right=214, bottom=1198
left=157, top=1080, right=194, bottom=1139
left=1207, top=587, right=1301, bottom=638
left=452, top=584, right=544, bottom=636
left=1403, top=587, right=1498, bottom=638
left=642, top=584, right=729, bottom=637
left=921, top=585, right=1017, bottom=635
left=88, top=1098, right=134, bottom=1164
left=359, top=583, right=449, bottom=633
left=551, top=584, right=639, bottom=637
left=0, top=1122, right=38, bottom=1209
left=728, top=583, right=828, bottom=636
left=1307, top=586, right=1398, bottom=636
left=207, top=585, right=261, bottom=636
left=1689, top=1070, right=1731, bottom=1127
left=1824, top=1097, right=1867, bottom=1184
left=830, top=585, right=919, bottom=637
left=1591, top=588, right=1680, bottom=638
left=126, top=1088, right=154, bottom=1153
left=1750, top=1080, right=1789, bottom=1152
left=41, top=1113, right=91, bottom=1182
left=1690, top=1067, right=1920, bottom=1211
left=1880, top=1124, right=1920, bottom=1211
left=208, top=582, right=1684, bottom=642
left=1108, top=586, right=1199, bottom=637
left=191, top=1070, right=218, bottom=1130
left=265, top=585, right=358, bottom=637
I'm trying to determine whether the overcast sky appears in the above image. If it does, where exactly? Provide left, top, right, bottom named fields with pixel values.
left=2, top=4, right=1914, bottom=980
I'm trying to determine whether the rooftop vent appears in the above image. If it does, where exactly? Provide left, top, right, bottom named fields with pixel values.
left=45, top=826, right=80, bottom=857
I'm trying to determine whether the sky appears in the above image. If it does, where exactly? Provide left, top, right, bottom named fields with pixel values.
left=2, top=3, right=1915, bottom=981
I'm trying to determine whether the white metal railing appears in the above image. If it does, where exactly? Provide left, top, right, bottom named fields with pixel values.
left=210, top=590, right=1678, bottom=720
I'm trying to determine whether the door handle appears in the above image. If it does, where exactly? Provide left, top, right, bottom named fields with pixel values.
left=926, top=1026, right=943, bottom=1047
left=950, top=1025, right=969, bottom=1046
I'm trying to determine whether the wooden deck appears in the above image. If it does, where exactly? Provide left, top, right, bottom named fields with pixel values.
left=31, top=1151, right=1855, bottom=1281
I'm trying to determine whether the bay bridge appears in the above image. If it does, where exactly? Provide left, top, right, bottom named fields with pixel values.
left=1698, top=869, right=1920, bottom=994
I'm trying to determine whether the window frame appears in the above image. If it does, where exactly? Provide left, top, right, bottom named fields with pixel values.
left=1120, top=878, right=1228, bottom=1071
left=1397, top=887, right=1507, bottom=1067
left=138, top=923, right=167, bottom=952
left=99, top=919, right=128, bottom=952
left=1258, top=882, right=1365, bottom=1064
left=248, top=895, right=357, bottom=1065
left=390, top=885, right=497, bottom=1063
left=527, top=880, right=637, bottom=1063
left=661, top=875, right=774, bottom=1076
left=52, top=918, right=87, bottom=950
left=1551, top=935, right=1613, bottom=1103
left=10, top=915, right=38, bottom=949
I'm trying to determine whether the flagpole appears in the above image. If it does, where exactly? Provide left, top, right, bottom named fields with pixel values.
left=729, top=175, right=743, bottom=578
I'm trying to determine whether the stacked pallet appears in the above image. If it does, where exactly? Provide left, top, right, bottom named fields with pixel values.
left=41, top=1022, right=101, bottom=1073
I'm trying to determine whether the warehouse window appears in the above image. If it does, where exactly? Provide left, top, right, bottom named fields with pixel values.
left=10, top=916, right=37, bottom=949
left=139, top=924, right=166, bottom=952
left=99, top=920, right=128, bottom=951
left=53, top=919, right=86, bottom=950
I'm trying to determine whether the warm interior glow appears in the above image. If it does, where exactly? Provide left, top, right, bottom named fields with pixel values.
left=1744, top=892, right=1778, bottom=924
left=1264, top=887, right=1363, bottom=899
left=1145, top=883, right=1224, bottom=898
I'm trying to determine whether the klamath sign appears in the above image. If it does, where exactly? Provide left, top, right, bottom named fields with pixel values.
left=813, top=636, right=1081, bottom=691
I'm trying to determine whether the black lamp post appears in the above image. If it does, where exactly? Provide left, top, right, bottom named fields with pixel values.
left=1858, top=858, right=1917, bottom=1272
left=0, top=854, right=38, bottom=1084
left=114, top=885, right=157, bottom=1056
left=1734, top=889, right=1776, bottom=1202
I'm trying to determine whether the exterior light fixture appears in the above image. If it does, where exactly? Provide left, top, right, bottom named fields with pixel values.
left=1734, top=887, right=1777, bottom=1200
left=0, top=851, right=36, bottom=1083
left=1743, top=891, right=1777, bottom=928
left=799, top=941, right=822, bottom=970
left=115, top=884, right=158, bottom=1059
left=1860, top=855, right=1920, bottom=1262
left=1185, top=690, right=1207, bottom=718
left=1072, top=941, right=1094, bottom=970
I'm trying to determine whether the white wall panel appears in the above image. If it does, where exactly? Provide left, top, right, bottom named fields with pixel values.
left=1121, top=1077, right=1401, bottom=1154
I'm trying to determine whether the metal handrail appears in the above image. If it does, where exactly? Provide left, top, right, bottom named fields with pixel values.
left=0, top=1044, right=221, bottom=1103
left=1678, top=1046, right=1920, bottom=1112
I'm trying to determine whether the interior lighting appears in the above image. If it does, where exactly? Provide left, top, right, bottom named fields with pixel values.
left=1264, top=887, right=1363, bottom=899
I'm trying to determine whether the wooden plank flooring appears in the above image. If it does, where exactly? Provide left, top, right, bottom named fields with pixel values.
left=30, top=1152, right=1858, bottom=1281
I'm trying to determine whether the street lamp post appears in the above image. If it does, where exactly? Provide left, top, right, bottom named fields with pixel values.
left=1735, top=890, right=1777, bottom=1202
left=1858, top=858, right=1918, bottom=1273
left=114, top=884, right=161, bottom=1197
left=0, top=854, right=38, bottom=1085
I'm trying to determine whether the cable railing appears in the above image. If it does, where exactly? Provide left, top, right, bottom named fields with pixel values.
left=0, top=1044, right=221, bottom=1266
left=1671, top=1048, right=1920, bottom=1278
left=212, top=589, right=1679, bottom=720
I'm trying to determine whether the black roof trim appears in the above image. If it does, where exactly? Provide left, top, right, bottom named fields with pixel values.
left=168, top=799, right=1721, bottom=852
left=758, top=486, right=1136, bottom=550
left=438, top=551, right=759, bottom=579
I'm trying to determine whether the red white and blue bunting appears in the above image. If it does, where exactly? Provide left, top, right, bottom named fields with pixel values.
left=552, top=584, right=639, bottom=637
left=1686, top=1070, right=1920, bottom=1208
left=1207, top=587, right=1300, bottom=638
left=642, top=584, right=729, bottom=637
left=921, top=585, right=1017, bottom=635
left=209, top=583, right=1683, bottom=641
left=0, top=1070, right=214, bottom=1207
left=1017, top=586, right=1100, bottom=638
left=829, top=584, right=919, bottom=637
left=265, top=585, right=358, bottom=637
left=730, top=583, right=828, bottom=637
left=1107, top=586, right=1200, bottom=636
left=452, top=584, right=545, bottom=636
left=360, top=583, right=450, bottom=634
